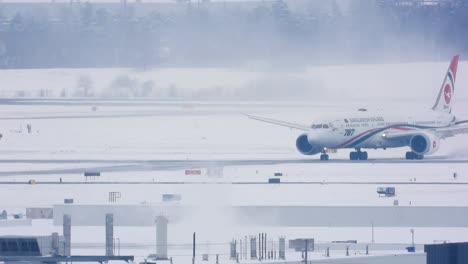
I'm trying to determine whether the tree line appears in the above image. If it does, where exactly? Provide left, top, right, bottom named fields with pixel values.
left=0, top=0, right=467, bottom=69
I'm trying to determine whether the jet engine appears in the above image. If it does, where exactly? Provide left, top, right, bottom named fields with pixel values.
left=410, top=132, right=440, bottom=155
left=296, top=134, right=322, bottom=155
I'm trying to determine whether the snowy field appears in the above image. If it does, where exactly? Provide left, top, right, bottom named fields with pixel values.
left=1, top=60, right=468, bottom=262
left=1, top=59, right=467, bottom=101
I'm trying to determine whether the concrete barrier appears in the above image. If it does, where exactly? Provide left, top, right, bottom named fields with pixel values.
left=0, top=219, right=32, bottom=227
left=53, top=204, right=468, bottom=227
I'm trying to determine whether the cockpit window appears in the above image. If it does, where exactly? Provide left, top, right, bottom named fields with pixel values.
left=311, top=123, right=330, bottom=129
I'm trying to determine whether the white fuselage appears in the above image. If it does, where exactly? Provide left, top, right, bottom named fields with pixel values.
left=306, top=110, right=454, bottom=150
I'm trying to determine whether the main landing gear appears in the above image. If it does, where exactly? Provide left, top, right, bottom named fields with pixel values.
left=350, top=149, right=368, bottom=160
left=405, top=151, right=424, bottom=160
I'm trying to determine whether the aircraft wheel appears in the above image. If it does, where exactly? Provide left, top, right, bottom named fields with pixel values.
left=349, top=152, right=358, bottom=160
left=359, top=151, right=368, bottom=160
left=320, top=154, right=329, bottom=161
left=405, top=152, right=413, bottom=160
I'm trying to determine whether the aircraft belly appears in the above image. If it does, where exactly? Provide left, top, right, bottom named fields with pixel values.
left=337, top=133, right=408, bottom=149
left=354, top=135, right=408, bottom=149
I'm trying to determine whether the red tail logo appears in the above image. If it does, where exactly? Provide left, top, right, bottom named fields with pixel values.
left=444, top=84, right=452, bottom=104
left=432, top=55, right=459, bottom=113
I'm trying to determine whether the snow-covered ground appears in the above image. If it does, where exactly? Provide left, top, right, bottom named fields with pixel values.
left=1, top=101, right=468, bottom=160
left=0, top=100, right=466, bottom=263
left=1, top=60, right=468, bottom=263
left=1, top=59, right=467, bottom=101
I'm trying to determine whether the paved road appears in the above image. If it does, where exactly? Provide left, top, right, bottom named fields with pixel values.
left=0, top=157, right=466, bottom=176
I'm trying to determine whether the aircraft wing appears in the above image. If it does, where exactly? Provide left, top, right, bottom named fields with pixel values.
left=246, top=114, right=309, bottom=131
left=382, top=123, right=468, bottom=139
left=434, top=123, right=468, bottom=138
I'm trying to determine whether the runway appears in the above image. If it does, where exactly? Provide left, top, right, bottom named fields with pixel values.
left=0, top=157, right=467, bottom=176
left=0, top=180, right=466, bottom=185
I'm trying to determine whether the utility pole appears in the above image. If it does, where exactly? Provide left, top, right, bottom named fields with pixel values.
left=258, top=233, right=261, bottom=260
left=410, top=229, right=415, bottom=247
left=304, top=239, right=308, bottom=264
left=192, top=232, right=196, bottom=264
left=240, top=239, right=242, bottom=260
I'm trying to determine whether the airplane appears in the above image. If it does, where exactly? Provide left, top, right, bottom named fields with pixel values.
left=248, top=55, right=468, bottom=161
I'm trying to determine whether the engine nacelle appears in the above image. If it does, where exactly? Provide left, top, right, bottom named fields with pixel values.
left=410, top=133, right=440, bottom=155
left=296, top=134, right=322, bottom=155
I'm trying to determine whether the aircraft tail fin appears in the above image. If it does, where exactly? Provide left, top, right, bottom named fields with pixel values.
left=432, top=55, right=459, bottom=113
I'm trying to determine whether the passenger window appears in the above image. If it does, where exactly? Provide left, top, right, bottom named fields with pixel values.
left=316, top=124, right=322, bottom=129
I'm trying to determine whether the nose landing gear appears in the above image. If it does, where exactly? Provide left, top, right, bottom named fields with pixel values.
left=320, top=154, right=329, bottom=161
left=320, top=148, right=329, bottom=161
left=350, top=148, right=368, bottom=160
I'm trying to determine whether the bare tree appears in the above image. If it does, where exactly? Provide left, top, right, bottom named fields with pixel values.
left=76, top=74, right=94, bottom=97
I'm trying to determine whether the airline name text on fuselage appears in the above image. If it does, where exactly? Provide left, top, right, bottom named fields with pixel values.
left=348, top=117, right=385, bottom=123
